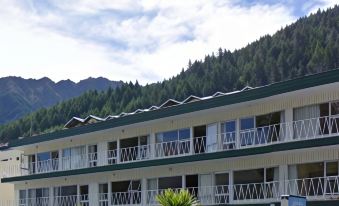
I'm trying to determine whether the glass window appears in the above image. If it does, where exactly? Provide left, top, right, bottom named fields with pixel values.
left=331, top=102, right=339, bottom=115
left=221, top=121, right=236, bottom=149
left=297, top=162, right=324, bottom=178
left=240, top=117, right=254, bottom=130
left=37, top=152, right=50, bottom=162
left=80, top=185, right=88, bottom=195
left=99, top=184, right=108, bottom=194
left=215, top=173, right=229, bottom=186
left=158, top=176, right=182, bottom=189
left=326, top=162, right=338, bottom=176
left=234, top=169, right=264, bottom=184
left=179, top=129, right=190, bottom=140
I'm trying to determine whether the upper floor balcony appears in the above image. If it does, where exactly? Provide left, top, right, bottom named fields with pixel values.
left=2, top=109, right=339, bottom=180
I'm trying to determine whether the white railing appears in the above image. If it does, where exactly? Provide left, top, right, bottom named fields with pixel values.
left=155, top=139, right=191, bottom=158
left=53, top=195, right=89, bottom=206
left=233, top=181, right=280, bottom=203
left=0, top=163, right=21, bottom=178
left=11, top=176, right=339, bottom=206
left=120, top=145, right=151, bottom=163
left=3, top=116, right=339, bottom=179
left=0, top=200, right=14, bottom=206
left=240, top=115, right=339, bottom=148
left=110, top=191, right=141, bottom=205
left=107, top=150, right=118, bottom=165
left=286, top=176, right=339, bottom=200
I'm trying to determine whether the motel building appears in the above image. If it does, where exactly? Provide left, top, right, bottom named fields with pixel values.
left=2, top=70, right=339, bottom=206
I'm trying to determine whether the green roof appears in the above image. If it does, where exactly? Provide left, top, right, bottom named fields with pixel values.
left=5, top=69, right=339, bottom=149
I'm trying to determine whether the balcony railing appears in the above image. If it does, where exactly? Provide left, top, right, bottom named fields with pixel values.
left=8, top=176, right=339, bottom=206
left=3, top=115, right=339, bottom=178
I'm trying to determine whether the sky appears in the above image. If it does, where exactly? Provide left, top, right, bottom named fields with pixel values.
left=0, top=0, right=337, bottom=84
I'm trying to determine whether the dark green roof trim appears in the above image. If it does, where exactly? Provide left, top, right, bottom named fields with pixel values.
left=3, top=134, right=339, bottom=183
left=7, top=69, right=339, bottom=148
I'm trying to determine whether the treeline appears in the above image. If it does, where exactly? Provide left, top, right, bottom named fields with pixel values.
left=0, top=6, right=338, bottom=142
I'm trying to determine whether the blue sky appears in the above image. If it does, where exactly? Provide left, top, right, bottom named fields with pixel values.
left=0, top=0, right=336, bottom=84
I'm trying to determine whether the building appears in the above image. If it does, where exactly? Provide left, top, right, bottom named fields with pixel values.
left=0, top=149, right=21, bottom=206
left=1, top=70, right=339, bottom=206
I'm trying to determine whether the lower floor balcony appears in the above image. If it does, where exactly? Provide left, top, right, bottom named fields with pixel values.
left=9, top=176, right=339, bottom=206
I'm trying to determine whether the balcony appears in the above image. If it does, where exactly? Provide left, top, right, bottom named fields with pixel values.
left=5, top=176, right=339, bottom=206
left=1, top=115, right=339, bottom=179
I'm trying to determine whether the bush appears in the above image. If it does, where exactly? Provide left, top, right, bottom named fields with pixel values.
left=156, top=189, right=200, bottom=206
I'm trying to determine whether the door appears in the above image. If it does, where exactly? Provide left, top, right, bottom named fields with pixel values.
left=199, top=174, right=213, bottom=204
left=206, top=124, right=218, bottom=152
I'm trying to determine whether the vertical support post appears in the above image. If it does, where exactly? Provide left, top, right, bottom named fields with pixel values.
left=182, top=175, right=186, bottom=189
left=49, top=186, right=54, bottom=206
left=236, top=119, right=241, bottom=149
left=141, top=178, right=147, bottom=206
left=58, top=149, right=63, bottom=171
left=97, top=142, right=107, bottom=166
left=150, top=133, right=156, bottom=159
left=117, top=139, right=120, bottom=164
left=229, top=171, right=234, bottom=204
left=279, top=165, right=288, bottom=196
left=89, top=182, right=98, bottom=206
left=190, top=127, right=194, bottom=155
left=285, top=108, right=294, bottom=141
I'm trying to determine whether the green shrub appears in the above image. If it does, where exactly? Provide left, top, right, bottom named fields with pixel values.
left=156, top=189, right=200, bottom=206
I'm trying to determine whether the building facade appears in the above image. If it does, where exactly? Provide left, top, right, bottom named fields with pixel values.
left=2, top=70, right=339, bottom=206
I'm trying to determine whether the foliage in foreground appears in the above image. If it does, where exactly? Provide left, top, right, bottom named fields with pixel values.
left=156, top=189, right=200, bottom=206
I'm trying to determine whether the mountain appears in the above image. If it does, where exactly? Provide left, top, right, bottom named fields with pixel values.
left=0, top=77, right=122, bottom=124
left=0, top=5, right=338, bottom=142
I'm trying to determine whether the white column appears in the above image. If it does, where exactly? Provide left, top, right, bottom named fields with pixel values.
left=141, top=178, right=147, bottom=206
left=285, top=108, right=294, bottom=140
left=58, top=149, right=63, bottom=171
left=229, top=171, right=234, bottom=204
left=89, top=183, right=98, bottom=206
left=97, top=142, right=107, bottom=166
left=49, top=186, right=54, bottom=206
left=236, top=119, right=241, bottom=149
left=182, top=175, right=186, bottom=189
left=150, top=133, right=156, bottom=159
left=117, top=139, right=120, bottom=164
left=279, top=165, right=288, bottom=196
left=14, top=189, right=20, bottom=206
left=189, top=127, right=194, bottom=155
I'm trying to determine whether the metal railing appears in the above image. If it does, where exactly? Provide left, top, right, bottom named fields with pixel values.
left=3, top=115, right=339, bottom=178
left=10, top=176, right=339, bottom=205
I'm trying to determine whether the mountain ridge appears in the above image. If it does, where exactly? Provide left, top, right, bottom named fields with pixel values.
left=0, top=76, right=122, bottom=124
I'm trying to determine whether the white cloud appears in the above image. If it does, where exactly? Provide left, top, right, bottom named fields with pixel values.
left=0, top=0, right=336, bottom=84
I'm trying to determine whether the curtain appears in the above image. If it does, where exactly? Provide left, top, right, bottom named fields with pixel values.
left=293, top=105, right=320, bottom=139
left=206, top=124, right=217, bottom=152
left=288, top=165, right=298, bottom=195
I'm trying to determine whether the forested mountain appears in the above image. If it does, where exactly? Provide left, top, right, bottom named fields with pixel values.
left=0, top=77, right=122, bottom=124
left=0, top=6, right=338, bottom=142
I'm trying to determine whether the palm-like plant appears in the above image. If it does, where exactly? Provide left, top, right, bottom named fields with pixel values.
left=156, top=189, right=200, bottom=206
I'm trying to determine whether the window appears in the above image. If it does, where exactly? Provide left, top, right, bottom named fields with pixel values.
left=240, top=117, right=255, bottom=146
left=27, top=188, right=49, bottom=206
left=54, top=185, right=77, bottom=206
left=79, top=185, right=89, bottom=206
left=19, top=190, right=27, bottom=206
left=99, top=184, right=108, bottom=206
left=88, top=145, right=97, bottom=167
left=62, top=146, right=86, bottom=170
left=111, top=180, right=141, bottom=205
left=234, top=167, right=278, bottom=200
left=221, top=121, right=236, bottom=149
left=156, top=129, right=190, bottom=156
left=120, top=136, right=149, bottom=162
left=107, top=141, right=117, bottom=165
left=158, top=176, right=182, bottom=189
left=215, top=173, right=229, bottom=204
left=36, top=151, right=58, bottom=173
